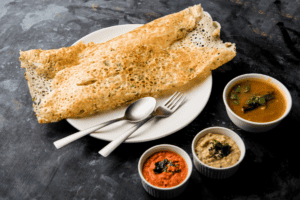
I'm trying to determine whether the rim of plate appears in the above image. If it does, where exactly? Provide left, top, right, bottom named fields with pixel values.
left=66, top=24, right=213, bottom=143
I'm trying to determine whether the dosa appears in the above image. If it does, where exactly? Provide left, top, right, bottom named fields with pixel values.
left=19, top=5, right=236, bottom=123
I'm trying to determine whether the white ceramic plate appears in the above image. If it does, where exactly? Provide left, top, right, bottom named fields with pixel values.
left=66, top=24, right=212, bottom=143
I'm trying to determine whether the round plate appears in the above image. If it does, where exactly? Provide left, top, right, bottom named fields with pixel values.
left=66, top=24, right=212, bottom=143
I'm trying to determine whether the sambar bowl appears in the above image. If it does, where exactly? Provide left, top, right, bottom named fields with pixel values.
left=223, top=73, right=292, bottom=133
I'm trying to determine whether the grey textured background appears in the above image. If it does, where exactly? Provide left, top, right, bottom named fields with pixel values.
left=1, top=0, right=300, bottom=199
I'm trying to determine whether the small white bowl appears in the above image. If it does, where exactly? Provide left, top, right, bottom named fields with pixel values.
left=138, top=144, right=193, bottom=199
left=223, top=73, right=292, bottom=133
left=192, top=127, right=246, bottom=179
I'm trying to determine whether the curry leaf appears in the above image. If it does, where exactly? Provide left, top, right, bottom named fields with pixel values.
left=234, top=85, right=241, bottom=93
left=230, top=93, right=238, bottom=100
left=259, top=97, right=266, bottom=104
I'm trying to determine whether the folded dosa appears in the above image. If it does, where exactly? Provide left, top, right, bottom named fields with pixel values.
left=20, top=4, right=236, bottom=123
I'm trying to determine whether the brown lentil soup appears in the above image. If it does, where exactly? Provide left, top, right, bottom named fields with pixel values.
left=227, top=77, right=286, bottom=123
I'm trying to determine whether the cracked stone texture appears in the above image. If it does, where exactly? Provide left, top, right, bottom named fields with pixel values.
left=1, top=0, right=300, bottom=199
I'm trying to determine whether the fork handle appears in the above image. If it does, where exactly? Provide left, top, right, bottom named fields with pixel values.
left=53, top=117, right=124, bottom=149
left=99, top=117, right=153, bottom=157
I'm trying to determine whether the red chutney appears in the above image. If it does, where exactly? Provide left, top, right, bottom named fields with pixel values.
left=142, top=151, right=188, bottom=188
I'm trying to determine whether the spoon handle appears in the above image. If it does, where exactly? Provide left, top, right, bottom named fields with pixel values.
left=53, top=117, right=125, bottom=149
left=99, top=117, right=153, bottom=157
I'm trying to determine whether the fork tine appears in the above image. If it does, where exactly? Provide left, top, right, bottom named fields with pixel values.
left=165, top=92, right=181, bottom=108
left=163, top=91, right=178, bottom=106
left=170, top=95, right=186, bottom=111
left=169, top=93, right=183, bottom=108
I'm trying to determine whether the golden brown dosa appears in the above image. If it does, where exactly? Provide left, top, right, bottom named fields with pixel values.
left=19, top=5, right=236, bottom=123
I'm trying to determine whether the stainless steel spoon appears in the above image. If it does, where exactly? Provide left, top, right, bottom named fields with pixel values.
left=53, top=97, right=156, bottom=149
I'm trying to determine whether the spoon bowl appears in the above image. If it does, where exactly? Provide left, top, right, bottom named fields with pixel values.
left=125, top=97, right=156, bottom=122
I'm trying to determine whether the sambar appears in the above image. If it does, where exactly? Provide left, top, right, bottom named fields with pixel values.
left=226, top=78, right=287, bottom=123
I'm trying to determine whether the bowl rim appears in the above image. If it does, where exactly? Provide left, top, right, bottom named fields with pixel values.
left=191, top=126, right=246, bottom=170
left=138, top=144, right=193, bottom=191
left=222, top=73, right=292, bottom=125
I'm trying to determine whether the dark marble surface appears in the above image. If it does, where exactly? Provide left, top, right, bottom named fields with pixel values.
left=1, top=0, right=300, bottom=199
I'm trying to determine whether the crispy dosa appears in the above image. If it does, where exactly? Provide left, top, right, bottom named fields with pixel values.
left=20, top=5, right=236, bottom=123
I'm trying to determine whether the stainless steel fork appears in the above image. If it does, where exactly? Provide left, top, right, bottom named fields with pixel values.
left=99, top=91, right=186, bottom=157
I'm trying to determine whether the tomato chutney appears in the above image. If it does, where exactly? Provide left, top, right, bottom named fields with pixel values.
left=142, top=151, right=188, bottom=188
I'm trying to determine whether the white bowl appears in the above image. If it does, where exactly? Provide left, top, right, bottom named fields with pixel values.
left=192, top=127, right=246, bottom=179
left=223, top=73, right=292, bottom=133
left=138, top=144, right=193, bottom=198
